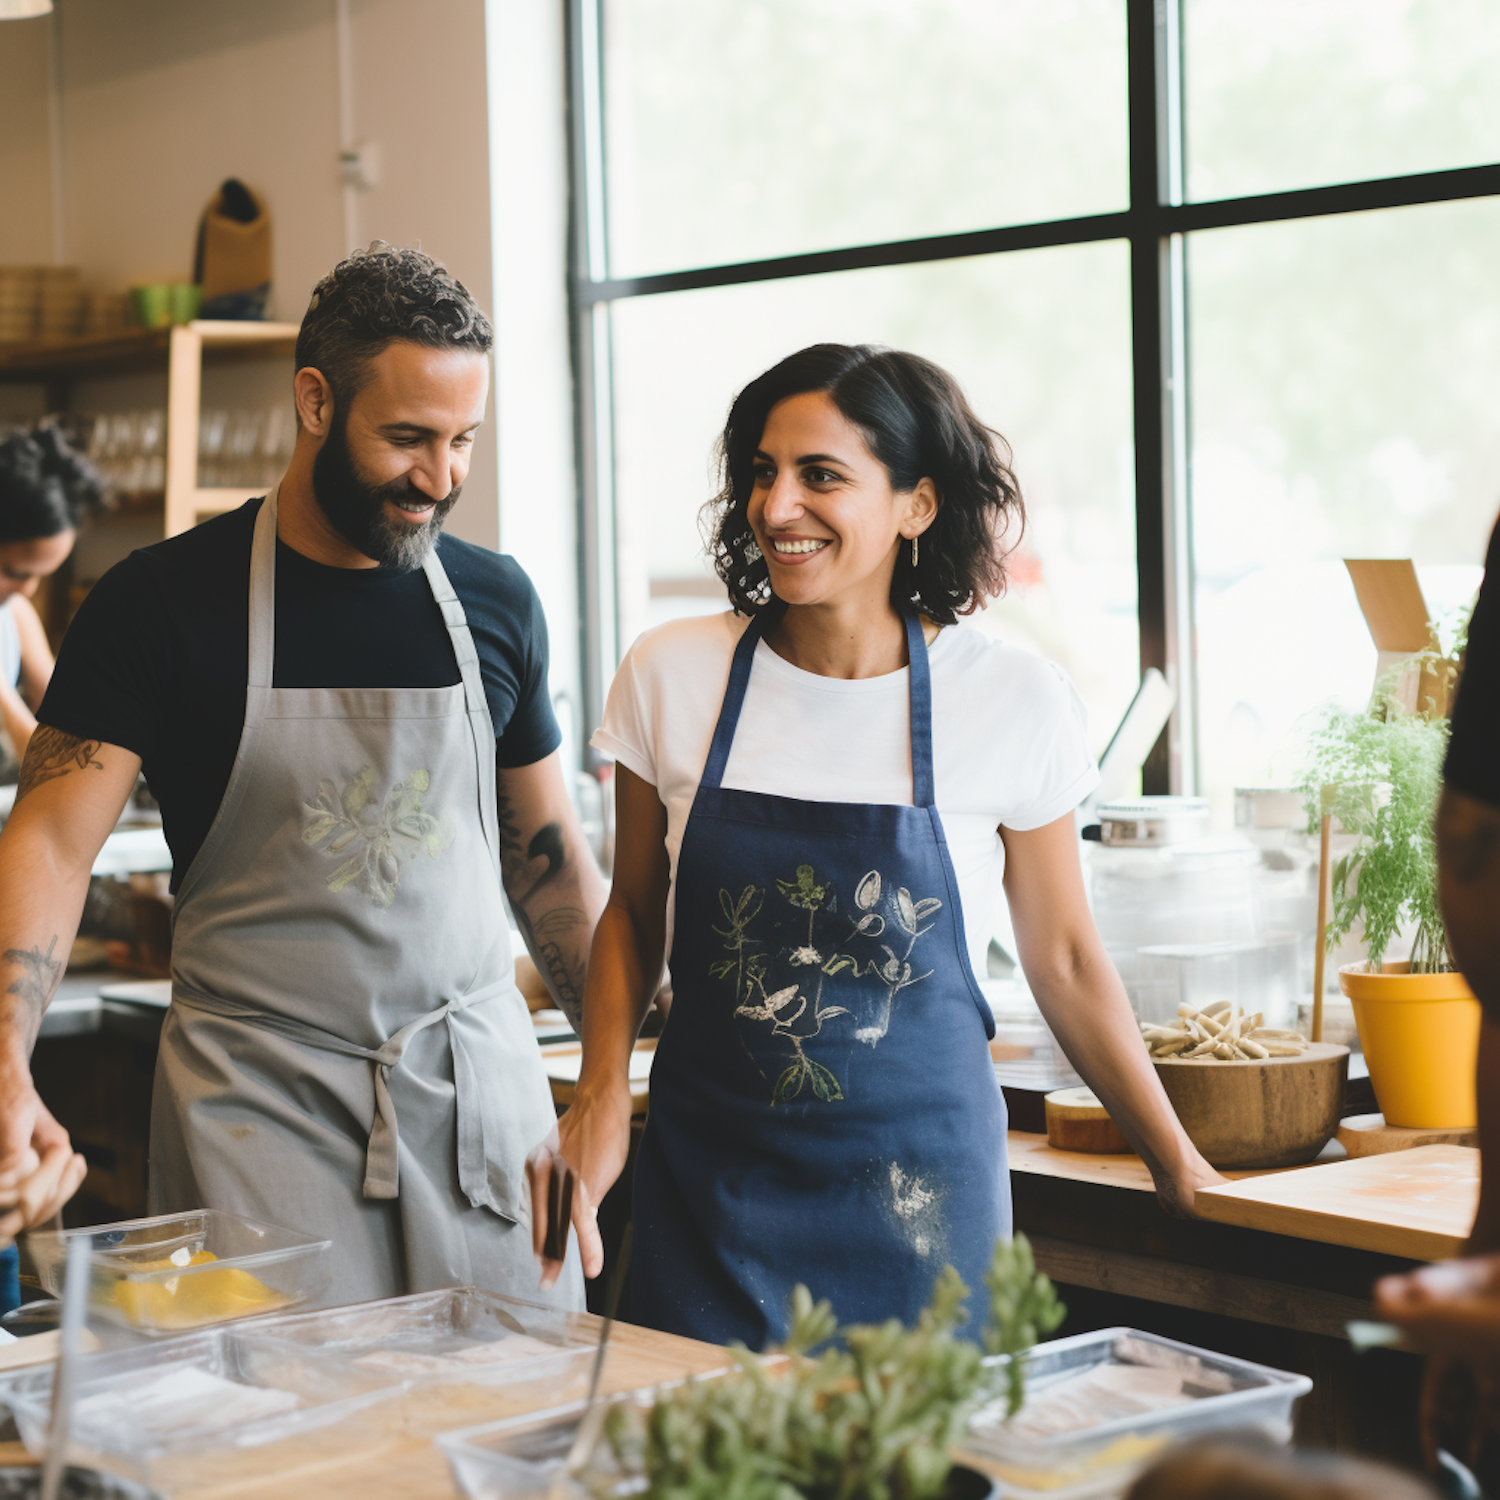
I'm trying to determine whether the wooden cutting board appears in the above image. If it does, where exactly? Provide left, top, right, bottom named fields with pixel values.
left=1335, top=1113, right=1479, bottom=1157
left=1194, top=1143, right=1479, bottom=1260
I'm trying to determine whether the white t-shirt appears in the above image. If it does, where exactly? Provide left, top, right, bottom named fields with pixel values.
left=591, top=612, right=1100, bottom=973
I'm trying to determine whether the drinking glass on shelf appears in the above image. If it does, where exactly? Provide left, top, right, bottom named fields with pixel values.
left=225, top=411, right=262, bottom=488
left=199, top=409, right=228, bottom=489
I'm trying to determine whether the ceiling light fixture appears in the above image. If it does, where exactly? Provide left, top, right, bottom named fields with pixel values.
left=0, top=0, right=53, bottom=17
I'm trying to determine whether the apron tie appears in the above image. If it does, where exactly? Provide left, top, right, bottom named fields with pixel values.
left=170, top=977, right=514, bottom=1208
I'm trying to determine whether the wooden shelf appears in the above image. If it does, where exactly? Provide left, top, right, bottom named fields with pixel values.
left=0, top=320, right=298, bottom=383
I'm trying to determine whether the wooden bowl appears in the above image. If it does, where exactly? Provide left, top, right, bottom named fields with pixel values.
left=1152, top=1042, right=1350, bottom=1169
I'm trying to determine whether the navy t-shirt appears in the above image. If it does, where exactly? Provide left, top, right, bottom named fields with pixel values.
left=1446, top=516, right=1500, bottom=810
left=40, top=498, right=560, bottom=889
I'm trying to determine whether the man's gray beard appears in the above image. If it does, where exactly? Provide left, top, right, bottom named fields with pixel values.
left=371, top=506, right=446, bottom=569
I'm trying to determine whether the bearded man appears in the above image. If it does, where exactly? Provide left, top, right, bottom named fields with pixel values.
left=0, top=244, right=601, bottom=1308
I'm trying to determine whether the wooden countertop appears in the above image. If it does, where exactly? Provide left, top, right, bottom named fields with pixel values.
left=1194, top=1144, right=1478, bottom=1261
left=0, top=1313, right=734, bottom=1499
left=1009, top=1130, right=1478, bottom=1261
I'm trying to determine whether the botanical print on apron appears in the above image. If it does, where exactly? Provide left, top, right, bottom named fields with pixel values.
left=629, top=609, right=1010, bottom=1349
left=717, top=862, right=947, bottom=1105
left=303, top=764, right=454, bottom=908
left=150, top=487, right=582, bottom=1311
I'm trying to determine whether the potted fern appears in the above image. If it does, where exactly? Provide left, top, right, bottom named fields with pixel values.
left=591, top=1236, right=1065, bottom=1500
left=1301, top=673, right=1481, bottom=1129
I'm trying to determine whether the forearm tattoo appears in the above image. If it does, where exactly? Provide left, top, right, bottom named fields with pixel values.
left=495, top=776, right=593, bottom=1029
left=513, top=905, right=588, bottom=1033
left=3, top=933, right=63, bottom=1032
left=16, top=726, right=104, bottom=804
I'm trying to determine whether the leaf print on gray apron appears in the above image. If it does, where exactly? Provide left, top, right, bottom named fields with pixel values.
left=303, top=765, right=454, bottom=908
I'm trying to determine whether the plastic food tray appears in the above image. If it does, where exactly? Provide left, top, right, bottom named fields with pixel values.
left=3, top=1326, right=406, bottom=1495
left=962, top=1326, right=1311, bottom=1500
left=26, top=1210, right=330, bottom=1336
left=241, top=1286, right=596, bottom=1415
left=437, top=1397, right=644, bottom=1500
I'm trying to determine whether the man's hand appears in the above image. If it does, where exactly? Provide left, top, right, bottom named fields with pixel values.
left=0, top=1059, right=86, bottom=1237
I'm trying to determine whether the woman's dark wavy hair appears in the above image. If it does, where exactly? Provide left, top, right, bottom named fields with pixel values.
left=703, top=343, right=1024, bottom=622
left=0, top=423, right=104, bottom=543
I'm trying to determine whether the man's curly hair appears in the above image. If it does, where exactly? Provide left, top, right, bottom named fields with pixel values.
left=295, top=241, right=493, bottom=409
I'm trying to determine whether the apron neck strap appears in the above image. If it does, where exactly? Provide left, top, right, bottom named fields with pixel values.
left=247, top=485, right=279, bottom=689
left=699, top=612, right=764, bottom=791
left=905, top=609, right=936, bottom=809
left=700, top=607, right=937, bottom=809
left=246, top=484, right=486, bottom=717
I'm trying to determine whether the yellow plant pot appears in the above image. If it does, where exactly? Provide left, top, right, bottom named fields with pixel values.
left=1339, top=963, right=1481, bottom=1129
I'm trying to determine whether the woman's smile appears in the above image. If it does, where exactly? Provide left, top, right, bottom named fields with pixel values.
left=767, top=534, right=831, bottom=561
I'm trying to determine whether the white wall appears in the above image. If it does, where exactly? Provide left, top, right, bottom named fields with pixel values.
left=485, top=0, right=582, bottom=737
left=0, top=17, right=54, bottom=265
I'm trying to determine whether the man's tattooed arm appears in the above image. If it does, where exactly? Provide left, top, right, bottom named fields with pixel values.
left=15, top=727, right=104, bottom=805
left=495, top=758, right=608, bottom=1037
left=1, top=935, right=63, bottom=1047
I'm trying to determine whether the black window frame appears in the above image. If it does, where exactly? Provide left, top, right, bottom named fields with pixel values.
left=565, top=0, right=1500, bottom=788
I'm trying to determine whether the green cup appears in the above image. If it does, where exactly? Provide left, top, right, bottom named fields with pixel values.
left=168, top=282, right=203, bottom=324
left=131, top=283, right=171, bottom=329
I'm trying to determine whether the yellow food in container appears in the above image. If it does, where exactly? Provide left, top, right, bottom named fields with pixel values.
left=106, top=1250, right=292, bottom=1330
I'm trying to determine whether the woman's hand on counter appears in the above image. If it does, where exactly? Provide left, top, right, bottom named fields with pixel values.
left=525, top=1079, right=635, bottom=1290
left=1151, top=1156, right=1230, bottom=1219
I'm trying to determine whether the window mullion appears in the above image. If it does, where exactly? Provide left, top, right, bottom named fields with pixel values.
left=1129, top=0, right=1194, bottom=794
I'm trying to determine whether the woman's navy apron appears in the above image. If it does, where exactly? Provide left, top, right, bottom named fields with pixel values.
left=630, top=609, right=1010, bottom=1348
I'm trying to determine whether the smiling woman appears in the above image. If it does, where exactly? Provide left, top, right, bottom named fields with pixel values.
left=531, top=342, right=1222, bottom=1351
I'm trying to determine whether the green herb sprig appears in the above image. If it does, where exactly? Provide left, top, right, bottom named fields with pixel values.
left=596, top=1234, right=1064, bottom=1500
left=1300, top=701, right=1450, bottom=972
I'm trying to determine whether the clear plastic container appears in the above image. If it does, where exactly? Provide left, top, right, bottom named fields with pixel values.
left=26, top=1211, right=330, bottom=1335
left=1134, top=934, right=1301, bottom=1029
left=3, top=1326, right=405, bottom=1495
left=963, top=1327, right=1311, bottom=1500
left=236, top=1287, right=600, bottom=1436
left=436, top=1397, right=641, bottom=1500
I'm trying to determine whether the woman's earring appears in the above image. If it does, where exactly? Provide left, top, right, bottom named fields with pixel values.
left=911, top=535, right=919, bottom=567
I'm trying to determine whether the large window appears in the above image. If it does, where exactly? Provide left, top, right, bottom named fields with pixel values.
left=568, top=0, right=1500, bottom=795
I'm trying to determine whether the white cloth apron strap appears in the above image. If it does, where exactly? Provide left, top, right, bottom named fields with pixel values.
left=170, top=974, right=513, bottom=1204
left=193, top=486, right=511, bottom=1210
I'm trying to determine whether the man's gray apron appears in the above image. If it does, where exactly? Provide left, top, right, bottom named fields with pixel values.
left=150, top=487, right=581, bottom=1309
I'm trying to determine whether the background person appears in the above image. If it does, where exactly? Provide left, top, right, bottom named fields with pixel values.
left=0, top=244, right=604, bottom=1309
left=529, top=342, right=1223, bottom=1347
left=0, top=424, right=102, bottom=762
left=1374, top=511, right=1500, bottom=1486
